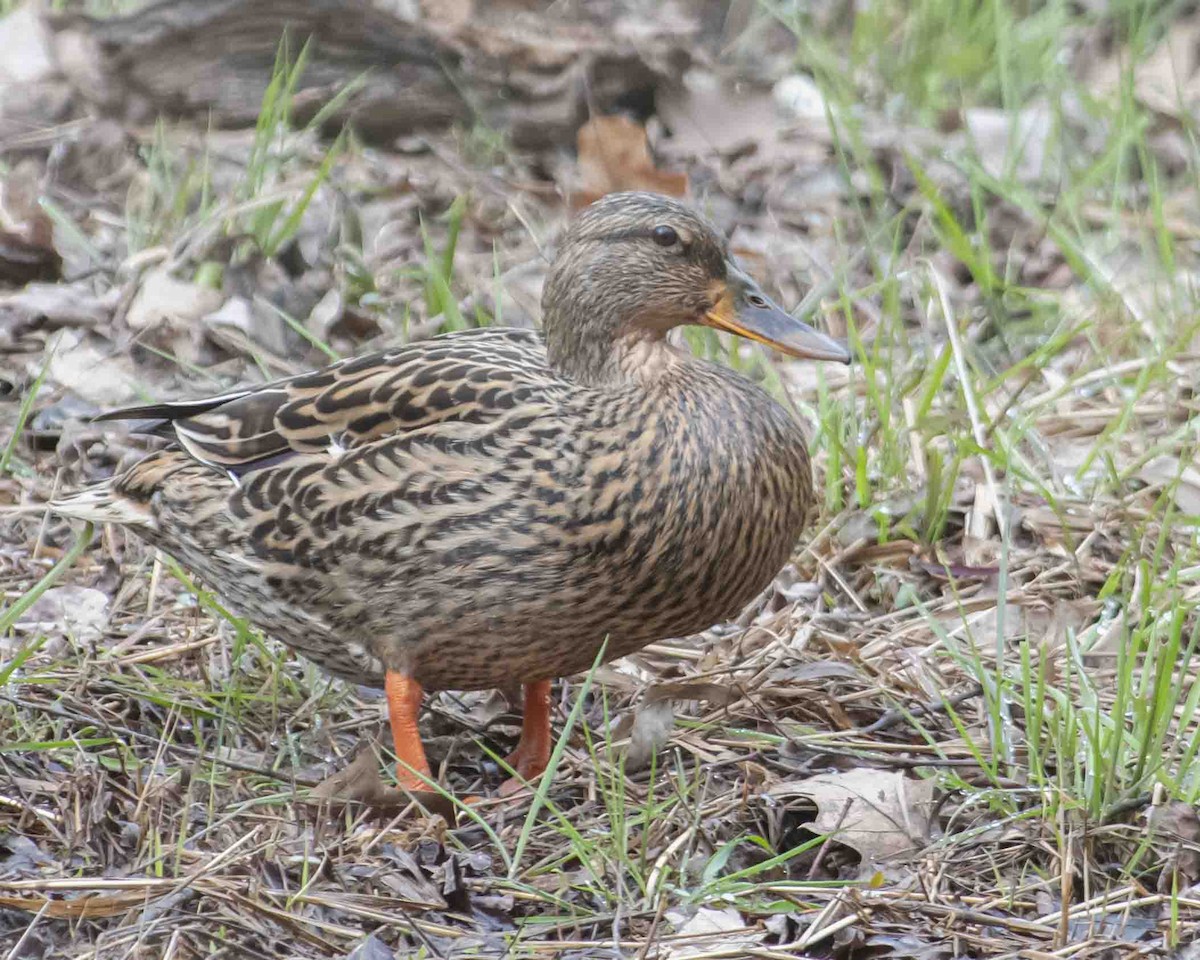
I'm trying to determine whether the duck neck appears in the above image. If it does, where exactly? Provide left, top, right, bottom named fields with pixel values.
left=544, top=308, right=684, bottom=389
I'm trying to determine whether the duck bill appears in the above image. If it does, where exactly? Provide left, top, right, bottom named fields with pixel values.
left=703, top=267, right=852, bottom=363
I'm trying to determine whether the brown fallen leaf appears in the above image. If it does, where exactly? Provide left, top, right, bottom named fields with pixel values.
left=768, top=768, right=935, bottom=862
left=1146, top=800, right=1200, bottom=889
left=623, top=680, right=742, bottom=772
left=658, top=69, right=830, bottom=173
left=0, top=282, right=115, bottom=336
left=0, top=162, right=61, bottom=285
left=0, top=231, right=61, bottom=285
left=658, top=70, right=783, bottom=160
left=308, top=744, right=454, bottom=821
left=44, top=329, right=138, bottom=406
left=573, top=115, right=688, bottom=209
left=912, top=555, right=1001, bottom=581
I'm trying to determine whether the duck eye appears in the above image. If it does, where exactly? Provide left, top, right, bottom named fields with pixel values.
left=651, top=225, right=679, bottom=247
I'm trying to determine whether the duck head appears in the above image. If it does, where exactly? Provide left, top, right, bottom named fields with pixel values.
left=542, top=192, right=851, bottom=383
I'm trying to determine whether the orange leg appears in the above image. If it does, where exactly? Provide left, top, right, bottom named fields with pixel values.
left=499, top=679, right=553, bottom=796
left=385, top=671, right=433, bottom=791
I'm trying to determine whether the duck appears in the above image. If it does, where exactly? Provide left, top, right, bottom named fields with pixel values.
left=51, top=192, right=850, bottom=796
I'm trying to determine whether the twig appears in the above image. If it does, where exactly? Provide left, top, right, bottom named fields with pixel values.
left=858, top=683, right=984, bottom=734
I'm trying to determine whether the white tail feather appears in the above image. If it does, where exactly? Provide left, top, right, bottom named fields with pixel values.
left=50, top=486, right=152, bottom=526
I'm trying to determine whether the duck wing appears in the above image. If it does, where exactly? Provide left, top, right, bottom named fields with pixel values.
left=98, top=328, right=549, bottom=474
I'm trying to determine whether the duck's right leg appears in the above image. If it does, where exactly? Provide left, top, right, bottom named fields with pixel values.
left=384, top=671, right=433, bottom=791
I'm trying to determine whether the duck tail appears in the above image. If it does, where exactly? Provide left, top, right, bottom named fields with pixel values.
left=50, top=484, right=153, bottom=526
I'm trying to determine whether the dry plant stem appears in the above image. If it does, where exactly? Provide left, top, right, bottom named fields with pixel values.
left=3, top=900, right=50, bottom=960
left=859, top=682, right=985, bottom=734
left=926, top=264, right=1007, bottom=541
left=927, top=263, right=1015, bottom=770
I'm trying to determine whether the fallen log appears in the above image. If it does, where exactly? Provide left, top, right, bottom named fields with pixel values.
left=42, top=0, right=693, bottom=148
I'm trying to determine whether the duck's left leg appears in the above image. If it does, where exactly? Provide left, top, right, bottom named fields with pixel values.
left=499, top=679, right=553, bottom=796
left=385, top=671, right=433, bottom=791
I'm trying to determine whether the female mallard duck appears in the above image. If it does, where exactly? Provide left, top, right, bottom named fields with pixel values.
left=53, top=192, right=850, bottom=795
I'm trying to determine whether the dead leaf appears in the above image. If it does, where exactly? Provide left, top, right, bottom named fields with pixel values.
left=127, top=267, right=224, bottom=333
left=202, top=295, right=256, bottom=339
left=0, top=162, right=61, bottom=284
left=205, top=295, right=290, bottom=357
left=912, top=556, right=1001, bottom=581
left=375, top=869, right=447, bottom=912
left=1147, top=800, right=1200, bottom=842
left=421, top=0, right=474, bottom=35
left=624, top=697, right=674, bottom=773
left=459, top=688, right=511, bottom=728
left=658, top=69, right=829, bottom=172
left=773, top=661, right=863, bottom=684
left=941, top=601, right=1026, bottom=644
left=0, top=230, right=60, bottom=285
left=865, top=934, right=955, bottom=959
left=0, top=282, right=115, bottom=334
left=309, top=746, right=397, bottom=805
left=44, top=329, right=137, bottom=406
left=1096, top=16, right=1200, bottom=121
left=0, top=835, right=55, bottom=876
left=14, top=585, right=110, bottom=643
left=0, top=6, right=58, bottom=86
left=574, top=115, right=688, bottom=209
left=344, top=934, right=399, bottom=960
left=645, top=680, right=741, bottom=706
left=768, top=769, right=935, bottom=861
left=1139, top=455, right=1200, bottom=514
left=659, top=70, right=783, bottom=159
left=773, top=73, right=828, bottom=120
left=1147, top=801, right=1200, bottom=887
left=664, top=906, right=762, bottom=959
left=308, top=743, right=454, bottom=821
left=621, top=680, right=742, bottom=772
left=306, top=287, right=345, bottom=344
left=962, top=103, right=1054, bottom=183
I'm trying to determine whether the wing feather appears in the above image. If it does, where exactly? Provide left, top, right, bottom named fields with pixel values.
left=94, top=328, right=551, bottom=473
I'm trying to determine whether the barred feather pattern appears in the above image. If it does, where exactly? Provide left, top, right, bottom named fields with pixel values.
left=93, top=326, right=812, bottom=690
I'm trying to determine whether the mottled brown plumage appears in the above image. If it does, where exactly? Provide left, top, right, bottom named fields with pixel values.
left=53, top=192, right=849, bottom=792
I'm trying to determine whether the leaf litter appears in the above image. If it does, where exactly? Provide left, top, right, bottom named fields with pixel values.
left=1, top=1, right=1200, bottom=958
